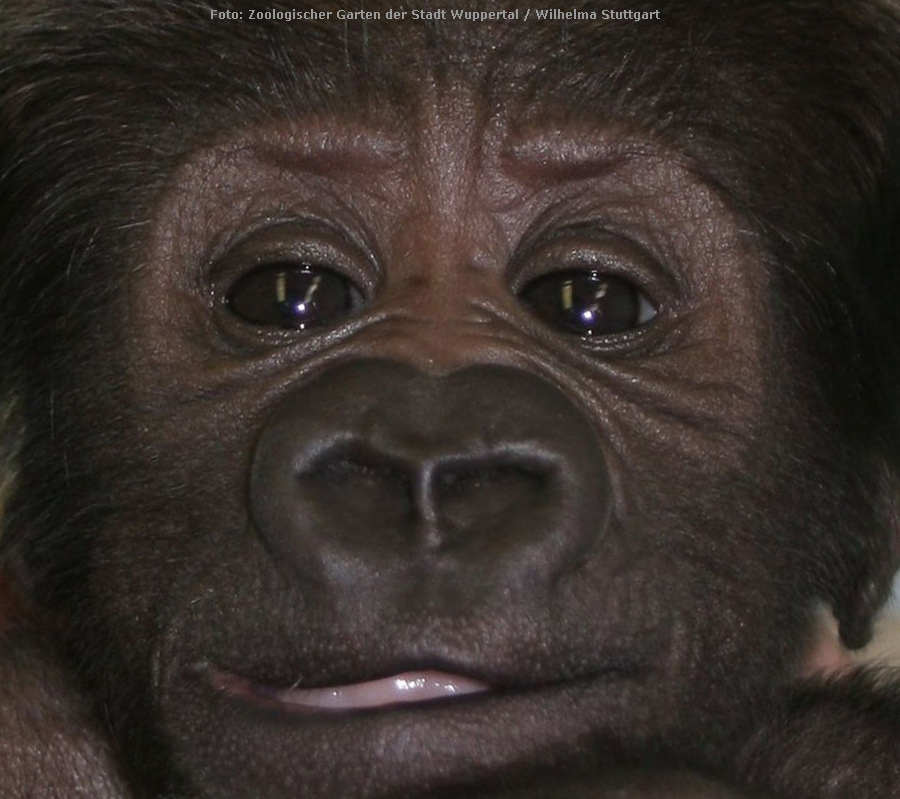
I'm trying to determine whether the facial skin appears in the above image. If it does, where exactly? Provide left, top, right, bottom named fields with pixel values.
left=0, top=2, right=899, bottom=798
left=117, top=108, right=783, bottom=797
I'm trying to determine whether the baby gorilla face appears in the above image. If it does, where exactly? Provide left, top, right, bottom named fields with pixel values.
left=61, top=72, right=842, bottom=798
left=0, top=2, right=899, bottom=798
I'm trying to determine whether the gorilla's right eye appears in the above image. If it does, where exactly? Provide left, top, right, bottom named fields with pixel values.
left=226, top=263, right=364, bottom=330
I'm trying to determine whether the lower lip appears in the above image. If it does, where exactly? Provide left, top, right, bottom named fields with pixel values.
left=209, top=668, right=492, bottom=713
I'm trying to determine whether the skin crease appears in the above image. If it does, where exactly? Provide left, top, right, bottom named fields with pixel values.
left=0, top=1, right=899, bottom=798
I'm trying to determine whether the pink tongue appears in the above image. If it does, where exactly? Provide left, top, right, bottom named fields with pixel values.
left=274, top=670, right=490, bottom=711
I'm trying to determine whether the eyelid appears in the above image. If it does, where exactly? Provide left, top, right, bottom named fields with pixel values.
left=510, top=229, right=663, bottom=305
left=209, top=218, right=379, bottom=301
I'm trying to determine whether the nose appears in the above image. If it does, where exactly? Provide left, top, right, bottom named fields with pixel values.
left=250, top=360, right=611, bottom=596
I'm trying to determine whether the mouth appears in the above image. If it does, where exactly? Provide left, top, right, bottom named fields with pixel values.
left=173, top=658, right=650, bottom=798
left=207, top=667, right=492, bottom=714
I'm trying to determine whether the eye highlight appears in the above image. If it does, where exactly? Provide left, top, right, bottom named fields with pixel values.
left=520, top=269, right=657, bottom=337
left=226, top=262, right=364, bottom=330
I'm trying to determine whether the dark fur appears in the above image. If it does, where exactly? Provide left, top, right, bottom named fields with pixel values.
left=0, top=1, right=899, bottom=797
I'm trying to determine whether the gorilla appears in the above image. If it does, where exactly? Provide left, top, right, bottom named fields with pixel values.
left=0, top=1, right=899, bottom=797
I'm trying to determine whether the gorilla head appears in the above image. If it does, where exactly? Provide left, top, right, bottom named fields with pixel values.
left=0, top=2, right=899, bottom=798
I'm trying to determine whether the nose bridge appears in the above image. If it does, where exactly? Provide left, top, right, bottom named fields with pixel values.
left=364, top=269, right=513, bottom=374
left=376, top=155, right=507, bottom=372
left=357, top=317, right=508, bottom=376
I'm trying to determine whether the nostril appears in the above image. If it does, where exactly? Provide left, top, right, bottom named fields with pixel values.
left=303, top=447, right=412, bottom=493
left=296, top=444, right=417, bottom=546
left=435, top=459, right=550, bottom=496
left=431, top=457, right=556, bottom=542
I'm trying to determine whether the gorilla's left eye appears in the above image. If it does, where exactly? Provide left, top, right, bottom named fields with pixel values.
left=520, top=270, right=657, bottom=337
left=226, top=263, right=364, bottom=330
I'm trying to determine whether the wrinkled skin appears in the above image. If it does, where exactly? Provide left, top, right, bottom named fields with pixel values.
left=0, top=1, right=899, bottom=797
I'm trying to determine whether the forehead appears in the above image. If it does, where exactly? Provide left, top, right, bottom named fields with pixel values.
left=128, top=0, right=857, bottom=207
left=6, top=0, right=884, bottom=272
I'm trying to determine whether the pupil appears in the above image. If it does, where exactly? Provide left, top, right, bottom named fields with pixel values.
left=566, top=272, right=636, bottom=334
left=275, top=268, right=321, bottom=327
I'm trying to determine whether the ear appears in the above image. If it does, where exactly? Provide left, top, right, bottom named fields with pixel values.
left=834, top=460, right=900, bottom=650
